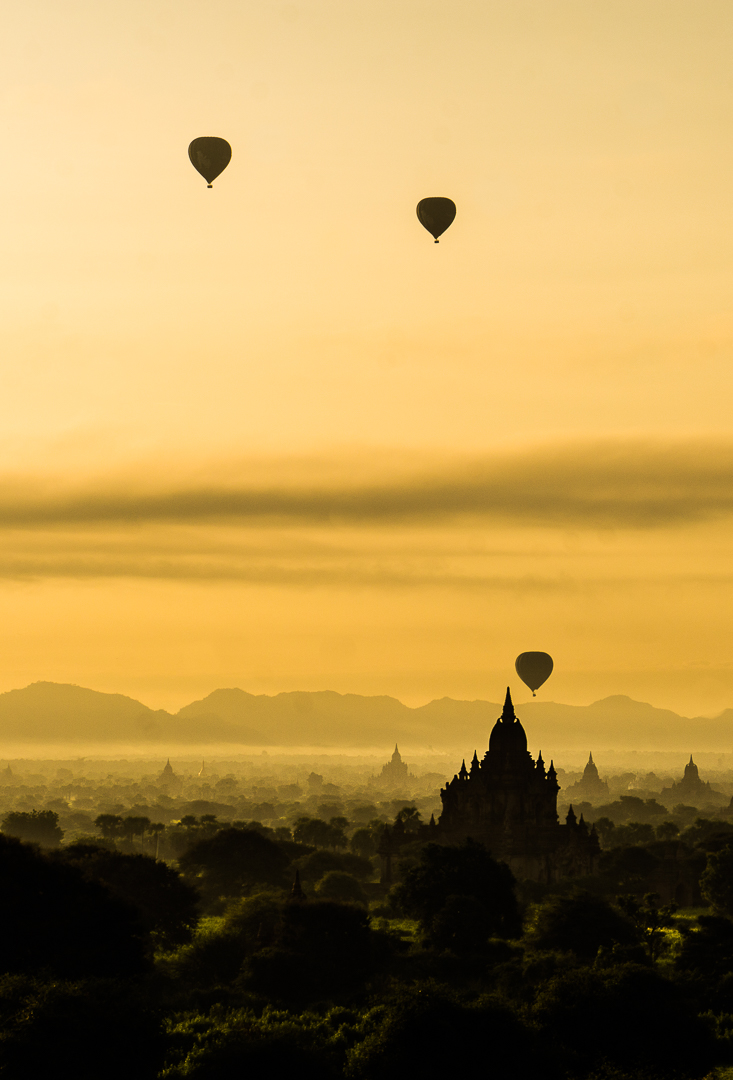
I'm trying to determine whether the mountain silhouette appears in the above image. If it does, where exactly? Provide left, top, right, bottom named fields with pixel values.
left=0, top=682, right=730, bottom=750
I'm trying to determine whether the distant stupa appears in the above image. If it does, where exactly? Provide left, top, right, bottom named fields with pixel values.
left=564, top=752, right=610, bottom=803
left=663, top=756, right=723, bottom=806
left=378, top=744, right=410, bottom=786
left=198, top=761, right=206, bottom=777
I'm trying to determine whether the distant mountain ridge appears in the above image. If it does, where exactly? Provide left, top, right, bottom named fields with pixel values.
left=0, top=681, right=729, bottom=751
left=177, top=688, right=733, bottom=752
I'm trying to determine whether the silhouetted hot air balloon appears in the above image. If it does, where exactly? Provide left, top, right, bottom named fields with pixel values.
left=188, top=137, right=232, bottom=188
left=416, top=197, right=456, bottom=243
left=515, top=652, right=554, bottom=696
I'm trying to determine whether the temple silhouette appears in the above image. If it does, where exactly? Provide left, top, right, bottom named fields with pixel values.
left=377, top=744, right=410, bottom=787
left=564, top=752, right=610, bottom=803
left=380, top=688, right=599, bottom=884
left=662, top=755, right=725, bottom=806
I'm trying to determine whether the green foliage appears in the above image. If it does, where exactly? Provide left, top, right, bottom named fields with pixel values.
left=220, top=892, right=285, bottom=949
left=161, top=1005, right=350, bottom=1079
left=161, top=926, right=248, bottom=990
left=528, top=891, right=640, bottom=960
left=161, top=893, right=396, bottom=1003
left=675, top=914, right=733, bottom=1012
left=2, top=809, right=63, bottom=847
left=345, top=984, right=541, bottom=1080
left=392, top=841, right=520, bottom=939
left=0, top=975, right=165, bottom=1080
left=314, top=871, right=368, bottom=906
left=617, top=892, right=677, bottom=962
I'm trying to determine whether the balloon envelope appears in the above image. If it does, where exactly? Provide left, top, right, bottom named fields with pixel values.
left=188, top=137, right=232, bottom=186
left=416, top=197, right=456, bottom=242
left=515, top=652, right=554, bottom=694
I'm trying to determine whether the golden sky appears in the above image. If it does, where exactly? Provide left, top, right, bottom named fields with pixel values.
left=2, top=1, right=733, bottom=717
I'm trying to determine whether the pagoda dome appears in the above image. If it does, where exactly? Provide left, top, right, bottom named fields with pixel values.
left=488, top=688, right=528, bottom=756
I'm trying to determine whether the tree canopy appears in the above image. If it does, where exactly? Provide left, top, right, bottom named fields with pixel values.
left=54, top=843, right=199, bottom=946
left=178, top=826, right=291, bottom=901
left=392, top=841, right=520, bottom=939
left=2, top=809, right=63, bottom=847
left=0, top=834, right=147, bottom=978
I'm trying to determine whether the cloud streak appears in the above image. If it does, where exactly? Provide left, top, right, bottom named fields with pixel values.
left=0, top=438, right=732, bottom=529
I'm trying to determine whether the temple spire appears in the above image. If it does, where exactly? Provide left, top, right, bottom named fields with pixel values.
left=501, top=686, right=516, bottom=721
left=289, top=869, right=306, bottom=902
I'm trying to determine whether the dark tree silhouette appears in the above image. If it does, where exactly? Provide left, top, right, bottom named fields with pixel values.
left=701, top=843, right=733, bottom=916
left=314, top=870, right=368, bottom=905
left=178, top=826, right=291, bottom=901
left=94, top=813, right=124, bottom=839
left=392, top=841, right=520, bottom=938
left=617, top=892, right=677, bottom=962
left=347, top=985, right=540, bottom=1080
left=533, top=962, right=717, bottom=1077
left=296, top=848, right=372, bottom=883
left=121, top=815, right=151, bottom=851
left=292, top=817, right=347, bottom=849
left=426, top=893, right=493, bottom=955
left=54, top=843, right=199, bottom=946
left=529, top=891, right=640, bottom=959
left=0, top=975, right=165, bottom=1080
left=163, top=1005, right=342, bottom=1080
left=394, top=806, right=422, bottom=832
left=242, top=899, right=375, bottom=999
left=350, top=826, right=379, bottom=858
left=0, top=834, right=147, bottom=978
left=2, top=809, right=63, bottom=847
left=675, top=913, right=733, bottom=1012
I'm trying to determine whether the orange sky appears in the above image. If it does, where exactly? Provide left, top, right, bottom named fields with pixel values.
left=2, top=2, right=733, bottom=718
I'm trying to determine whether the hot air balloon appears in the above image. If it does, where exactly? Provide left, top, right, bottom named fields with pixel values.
left=515, top=652, right=554, bottom=696
left=416, top=197, right=456, bottom=243
left=188, top=137, right=232, bottom=188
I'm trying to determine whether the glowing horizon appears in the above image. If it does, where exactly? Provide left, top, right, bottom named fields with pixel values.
left=2, top=2, right=733, bottom=723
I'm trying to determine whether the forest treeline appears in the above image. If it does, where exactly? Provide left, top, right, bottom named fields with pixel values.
left=3, top=790, right=733, bottom=1079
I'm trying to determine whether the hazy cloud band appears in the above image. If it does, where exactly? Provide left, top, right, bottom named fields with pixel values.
left=0, top=439, right=732, bottom=529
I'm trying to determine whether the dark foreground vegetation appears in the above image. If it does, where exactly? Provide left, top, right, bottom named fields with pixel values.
left=4, top=797, right=733, bottom=1080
